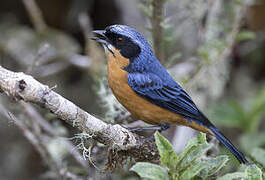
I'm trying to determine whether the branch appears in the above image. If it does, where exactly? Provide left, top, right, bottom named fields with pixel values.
left=20, top=101, right=90, bottom=171
left=22, top=0, right=47, bottom=32
left=6, top=111, right=70, bottom=179
left=151, top=0, right=165, bottom=62
left=0, top=66, right=159, bottom=169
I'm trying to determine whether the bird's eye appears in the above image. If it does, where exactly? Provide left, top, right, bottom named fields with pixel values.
left=117, top=37, right=125, bottom=45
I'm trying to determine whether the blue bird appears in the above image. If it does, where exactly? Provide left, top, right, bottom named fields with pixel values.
left=91, top=24, right=248, bottom=164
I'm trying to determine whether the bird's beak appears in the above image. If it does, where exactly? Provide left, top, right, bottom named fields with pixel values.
left=89, top=29, right=115, bottom=56
left=89, top=30, right=108, bottom=45
left=92, top=30, right=106, bottom=37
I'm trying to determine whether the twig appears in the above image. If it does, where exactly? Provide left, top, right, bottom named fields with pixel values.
left=4, top=111, right=67, bottom=179
left=20, top=102, right=90, bottom=171
left=22, top=0, right=47, bottom=32
left=151, top=0, right=165, bottom=62
left=21, top=102, right=56, bottom=135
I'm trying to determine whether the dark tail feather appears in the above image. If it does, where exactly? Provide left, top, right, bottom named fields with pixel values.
left=208, top=126, right=248, bottom=164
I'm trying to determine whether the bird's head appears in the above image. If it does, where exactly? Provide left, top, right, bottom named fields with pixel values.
left=91, top=25, right=154, bottom=70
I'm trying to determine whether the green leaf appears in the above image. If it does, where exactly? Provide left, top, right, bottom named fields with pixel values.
left=130, top=162, right=169, bottom=180
left=183, top=135, right=198, bottom=150
left=197, top=132, right=207, bottom=144
left=179, top=161, right=207, bottom=179
left=217, top=172, right=246, bottom=180
left=236, top=30, right=256, bottom=42
left=179, top=133, right=211, bottom=169
left=251, top=148, right=265, bottom=167
left=154, top=132, right=175, bottom=156
left=179, top=133, right=206, bottom=157
left=154, top=132, right=178, bottom=169
left=246, top=164, right=263, bottom=180
left=199, top=156, right=229, bottom=178
left=217, top=165, right=263, bottom=180
left=176, top=138, right=197, bottom=168
left=180, top=142, right=212, bottom=169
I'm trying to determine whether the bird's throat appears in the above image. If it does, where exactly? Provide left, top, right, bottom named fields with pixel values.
left=105, top=48, right=130, bottom=69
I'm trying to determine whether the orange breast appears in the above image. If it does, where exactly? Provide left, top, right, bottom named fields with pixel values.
left=105, top=50, right=213, bottom=135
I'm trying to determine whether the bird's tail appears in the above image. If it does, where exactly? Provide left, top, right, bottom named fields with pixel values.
left=208, top=125, right=248, bottom=164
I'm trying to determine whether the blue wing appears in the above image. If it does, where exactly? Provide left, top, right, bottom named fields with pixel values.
left=128, top=72, right=206, bottom=123
left=128, top=73, right=248, bottom=164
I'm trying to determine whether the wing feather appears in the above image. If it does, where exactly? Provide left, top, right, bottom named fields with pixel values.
left=128, top=73, right=203, bottom=121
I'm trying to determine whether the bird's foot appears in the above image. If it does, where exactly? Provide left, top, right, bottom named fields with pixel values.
left=124, top=123, right=170, bottom=132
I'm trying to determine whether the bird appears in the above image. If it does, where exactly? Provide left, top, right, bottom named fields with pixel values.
left=90, top=24, right=248, bottom=164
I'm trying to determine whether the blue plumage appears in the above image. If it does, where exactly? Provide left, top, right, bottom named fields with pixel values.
left=208, top=126, right=248, bottom=164
left=127, top=72, right=202, bottom=122
left=120, top=25, right=248, bottom=163
left=92, top=24, right=248, bottom=164
left=127, top=64, right=248, bottom=163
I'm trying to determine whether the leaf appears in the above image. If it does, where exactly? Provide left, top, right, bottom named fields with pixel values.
left=179, top=161, right=207, bottom=179
left=251, top=148, right=265, bottom=167
left=246, top=164, right=263, bottom=180
left=176, top=138, right=197, bottom=168
left=183, top=135, right=198, bottom=150
left=179, top=133, right=211, bottom=169
left=130, top=162, right=169, bottom=180
left=217, top=164, right=263, bottom=180
left=217, top=172, right=246, bottom=180
left=154, top=132, right=178, bottom=169
left=154, top=132, right=175, bottom=156
left=197, top=132, right=207, bottom=144
left=199, top=156, right=229, bottom=178
left=178, top=133, right=205, bottom=159
left=236, top=30, right=256, bottom=42
left=180, top=142, right=212, bottom=169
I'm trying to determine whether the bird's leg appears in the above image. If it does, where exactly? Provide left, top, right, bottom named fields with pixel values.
left=159, top=123, right=171, bottom=132
left=125, top=123, right=170, bottom=132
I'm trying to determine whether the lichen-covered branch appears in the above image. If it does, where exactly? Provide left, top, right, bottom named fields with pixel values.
left=0, top=66, right=159, bottom=166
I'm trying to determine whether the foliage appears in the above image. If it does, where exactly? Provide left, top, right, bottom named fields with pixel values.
left=130, top=162, right=169, bottom=180
left=131, top=132, right=264, bottom=180
left=210, top=87, right=265, bottom=133
left=217, top=164, right=263, bottom=180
